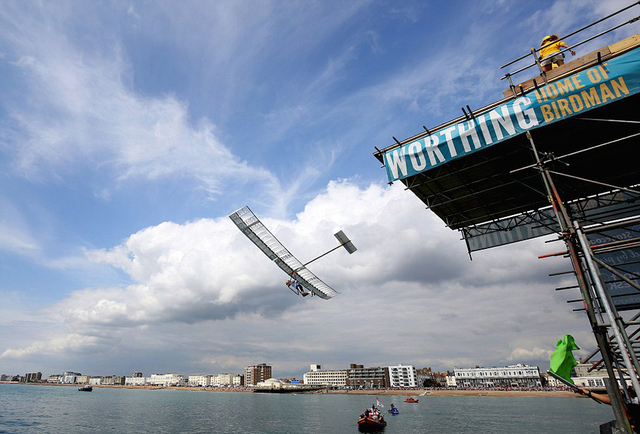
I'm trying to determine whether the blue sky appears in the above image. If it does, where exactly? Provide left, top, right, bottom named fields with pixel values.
left=1, top=0, right=637, bottom=379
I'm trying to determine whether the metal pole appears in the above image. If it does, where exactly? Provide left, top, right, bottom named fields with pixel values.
left=525, top=131, right=632, bottom=433
left=302, top=244, right=343, bottom=267
left=604, top=377, right=632, bottom=433
left=531, top=47, right=547, bottom=85
left=575, top=223, right=640, bottom=397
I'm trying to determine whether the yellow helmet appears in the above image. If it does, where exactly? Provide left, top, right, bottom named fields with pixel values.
left=542, top=35, right=552, bottom=44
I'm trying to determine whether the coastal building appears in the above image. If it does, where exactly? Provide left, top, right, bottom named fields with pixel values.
left=149, top=373, right=185, bottom=387
left=213, top=373, right=242, bottom=386
left=234, top=375, right=243, bottom=387
left=244, top=364, right=272, bottom=386
left=346, top=364, right=390, bottom=389
left=62, top=371, right=81, bottom=384
left=302, top=364, right=348, bottom=387
left=415, top=367, right=433, bottom=387
left=446, top=374, right=457, bottom=388
left=76, top=375, right=91, bottom=384
left=433, top=372, right=450, bottom=387
left=24, top=372, right=42, bottom=383
left=388, top=364, right=418, bottom=388
left=188, top=374, right=212, bottom=387
left=569, top=363, right=613, bottom=389
left=125, top=372, right=148, bottom=386
left=125, top=375, right=148, bottom=386
left=47, top=374, right=62, bottom=383
left=256, top=378, right=285, bottom=389
left=100, top=375, right=125, bottom=385
left=573, top=376, right=607, bottom=388
left=454, top=364, right=542, bottom=388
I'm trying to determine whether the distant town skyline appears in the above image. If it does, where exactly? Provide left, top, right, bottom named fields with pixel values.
left=4, top=361, right=551, bottom=391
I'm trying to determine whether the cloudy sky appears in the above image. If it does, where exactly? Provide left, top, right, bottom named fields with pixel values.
left=0, top=0, right=637, bottom=379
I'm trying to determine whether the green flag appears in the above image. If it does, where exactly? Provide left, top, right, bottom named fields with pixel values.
left=550, top=335, right=580, bottom=383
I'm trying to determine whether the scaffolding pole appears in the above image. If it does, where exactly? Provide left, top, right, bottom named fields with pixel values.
left=526, top=130, right=634, bottom=434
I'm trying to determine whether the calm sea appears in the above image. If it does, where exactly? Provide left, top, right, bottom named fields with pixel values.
left=0, top=384, right=612, bottom=433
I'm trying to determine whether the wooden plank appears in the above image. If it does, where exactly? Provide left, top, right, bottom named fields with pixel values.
left=609, top=33, right=640, bottom=54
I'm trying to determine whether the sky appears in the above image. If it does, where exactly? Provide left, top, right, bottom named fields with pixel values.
left=0, top=0, right=638, bottom=380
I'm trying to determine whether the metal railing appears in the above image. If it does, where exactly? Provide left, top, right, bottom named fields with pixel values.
left=500, top=2, right=640, bottom=93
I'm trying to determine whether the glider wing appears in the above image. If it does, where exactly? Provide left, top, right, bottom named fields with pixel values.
left=229, top=206, right=339, bottom=300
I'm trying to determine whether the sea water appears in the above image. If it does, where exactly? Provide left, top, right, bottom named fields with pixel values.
left=0, top=384, right=612, bottom=433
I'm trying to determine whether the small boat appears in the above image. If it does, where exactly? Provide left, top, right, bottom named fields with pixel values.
left=388, top=407, right=399, bottom=415
left=357, top=416, right=387, bottom=432
left=404, top=397, right=419, bottom=403
left=78, top=385, right=93, bottom=392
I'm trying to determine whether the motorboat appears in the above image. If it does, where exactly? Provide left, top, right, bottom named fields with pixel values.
left=404, top=397, right=418, bottom=403
left=78, top=385, right=93, bottom=392
left=388, top=406, right=400, bottom=415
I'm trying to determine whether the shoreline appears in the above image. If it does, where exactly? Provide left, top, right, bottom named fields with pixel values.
left=329, top=389, right=582, bottom=398
left=1, top=382, right=583, bottom=398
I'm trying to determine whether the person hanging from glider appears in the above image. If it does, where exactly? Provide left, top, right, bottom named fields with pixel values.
left=286, top=271, right=310, bottom=297
left=229, top=206, right=356, bottom=300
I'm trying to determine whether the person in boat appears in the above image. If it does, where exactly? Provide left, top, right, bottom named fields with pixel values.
left=539, top=34, right=575, bottom=72
left=371, top=404, right=383, bottom=421
left=389, top=403, right=396, bottom=411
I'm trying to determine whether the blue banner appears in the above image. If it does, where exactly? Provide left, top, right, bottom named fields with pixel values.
left=383, top=46, right=640, bottom=182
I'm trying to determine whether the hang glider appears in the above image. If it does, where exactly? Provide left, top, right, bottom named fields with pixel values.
left=228, top=206, right=356, bottom=300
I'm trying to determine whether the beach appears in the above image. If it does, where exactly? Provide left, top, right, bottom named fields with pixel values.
left=4, top=382, right=583, bottom=398
left=331, top=388, right=581, bottom=398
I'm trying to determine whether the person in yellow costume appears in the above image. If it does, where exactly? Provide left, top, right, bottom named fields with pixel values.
left=539, top=34, right=575, bottom=72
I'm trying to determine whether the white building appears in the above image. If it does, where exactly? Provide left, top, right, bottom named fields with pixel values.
left=100, top=375, right=125, bottom=385
left=573, top=376, right=606, bottom=388
left=303, top=365, right=347, bottom=387
left=149, top=373, right=185, bottom=387
left=125, top=376, right=148, bottom=386
left=257, top=378, right=285, bottom=389
left=62, top=371, right=81, bottom=384
left=388, top=365, right=418, bottom=388
left=188, top=374, right=212, bottom=387
left=89, top=377, right=102, bottom=385
left=446, top=374, right=457, bottom=388
left=47, top=374, right=62, bottom=383
left=569, top=363, right=609, bottom=389
left=213, top=373, right=242, bottom=386
left=454, top=364, right=541, bottom=388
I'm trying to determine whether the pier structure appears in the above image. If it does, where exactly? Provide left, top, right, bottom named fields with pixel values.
left=375, top=5, right=640, bottom=433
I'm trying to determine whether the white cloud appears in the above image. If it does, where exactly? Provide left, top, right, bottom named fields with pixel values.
left=507, top=347, right=551, bottom=362
left=1, top=334, right=100, bottom=360
left=2, top=180, right=593, bottom=374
